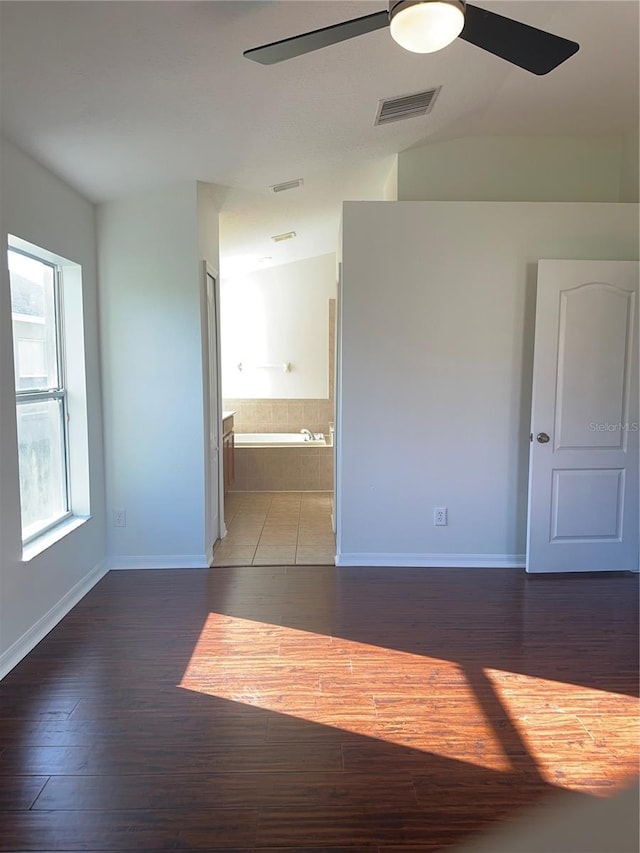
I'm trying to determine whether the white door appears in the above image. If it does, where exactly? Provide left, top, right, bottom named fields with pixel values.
left=527, top=260, right=639, bottom=573
left=203, top=265, right=223, bottom=561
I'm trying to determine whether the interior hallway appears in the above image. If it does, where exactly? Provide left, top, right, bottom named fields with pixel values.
left=213, top=491, right=335, bottom=566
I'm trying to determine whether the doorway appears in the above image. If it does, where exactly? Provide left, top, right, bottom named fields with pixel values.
left=215, top=254, right=338, bottom=564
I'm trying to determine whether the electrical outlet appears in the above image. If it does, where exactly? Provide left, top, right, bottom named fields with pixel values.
left=434, top=507, right=448, bottom=526
left=113, top=508, right=127, bottom=528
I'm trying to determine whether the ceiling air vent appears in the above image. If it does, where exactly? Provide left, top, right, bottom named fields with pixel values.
left=271, top=230, right=297, bottom=243
left=375, top=86, right=441, bottom=126
left=270, top=178, right=304, bottom=193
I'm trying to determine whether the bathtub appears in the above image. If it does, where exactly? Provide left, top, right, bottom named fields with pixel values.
left=232, top=432, right=333, bottom=491
left=235, top=432, right=326, bottom=448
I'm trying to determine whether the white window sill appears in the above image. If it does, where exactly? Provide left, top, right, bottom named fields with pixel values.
left=22, top=515, right=92, bottom=562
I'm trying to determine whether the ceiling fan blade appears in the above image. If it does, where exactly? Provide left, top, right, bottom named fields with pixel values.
left=244, top=10, right=389, bottom=65
left=460, top=4, right=579, bottom=75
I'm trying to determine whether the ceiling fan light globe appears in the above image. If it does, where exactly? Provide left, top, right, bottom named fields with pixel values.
left=390, top=0, right=465, bottom=54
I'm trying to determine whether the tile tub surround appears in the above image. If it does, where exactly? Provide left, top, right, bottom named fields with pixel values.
left=232, top=445, right=333, bottom=492
left=222, top=399, right=334, bottom=436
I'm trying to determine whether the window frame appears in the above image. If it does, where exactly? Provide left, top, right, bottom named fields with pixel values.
left=10, top=246, right=73, bottom=544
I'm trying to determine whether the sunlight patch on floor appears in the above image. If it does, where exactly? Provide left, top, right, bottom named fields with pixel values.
left=483, top=667, right=640, bottom=794
left=179, top=613, right=639, bottom=794
left=179, top=613, right=512, bottom=773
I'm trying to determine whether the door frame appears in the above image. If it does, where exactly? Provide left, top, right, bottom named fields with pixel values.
left=334, top=262, right=343, bottom=551
left=201, top=261, right=224, bottom=564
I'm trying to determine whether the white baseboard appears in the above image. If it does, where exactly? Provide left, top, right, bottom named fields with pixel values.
left=0, top=559, right=109, bottom=681
left=106, top=555, right=209, bottom=570
left=335, top=553, right=526, bottom=568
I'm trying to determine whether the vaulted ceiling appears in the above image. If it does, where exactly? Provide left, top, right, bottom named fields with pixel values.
left=1, top=1, right=638, bottom=273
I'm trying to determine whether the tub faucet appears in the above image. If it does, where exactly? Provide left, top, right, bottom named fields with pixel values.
left=300, top=428, right=314, bottom=441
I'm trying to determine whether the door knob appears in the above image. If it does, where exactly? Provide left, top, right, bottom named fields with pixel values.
left=537, top=432, right=550, bottom=443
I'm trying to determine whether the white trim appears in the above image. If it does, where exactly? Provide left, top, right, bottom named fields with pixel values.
left=21, top=515, right=90, bottom=562
left=334, top=262, right=343, bottom=555
left=335, top=553, right=525, bottom=568
left=0, top=559, right=108, bottom=681
left=106, top=555, right=209, bottom=570
left=201, top=261, right=224, bottom=558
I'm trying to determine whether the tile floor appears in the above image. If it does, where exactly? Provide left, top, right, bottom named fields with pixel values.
left=213, top=491, right=335, bottom=566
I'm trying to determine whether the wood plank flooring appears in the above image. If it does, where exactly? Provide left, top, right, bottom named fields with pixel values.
left=0, top=566, right=638, bottom=852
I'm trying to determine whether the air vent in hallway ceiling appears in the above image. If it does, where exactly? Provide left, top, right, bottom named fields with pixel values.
left=375, top=86, right=441, bottom=126
left=270, top=178, right=304, bottom=193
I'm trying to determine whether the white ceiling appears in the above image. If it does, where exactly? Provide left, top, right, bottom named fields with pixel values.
left=1, top=1, right=638, bottom=274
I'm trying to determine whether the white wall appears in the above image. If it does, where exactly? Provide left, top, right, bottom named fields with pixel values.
left=620, top=131, right=640, bottom=202
left=338, top=201, right=639, bottom=566
left=0, top=139, right=106, bottom=672
left=397, top=135, right=638, bottom=203
left=197, top=181, right=220, bottom=267
left=383, top=155, right=398, bottom=202
left=98, top=182, right=211, bottom=568
left=221, top=253, right=336, bottom=399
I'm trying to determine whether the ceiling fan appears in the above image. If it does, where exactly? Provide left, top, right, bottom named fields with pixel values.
left=244, top=0, right=579, bottom=75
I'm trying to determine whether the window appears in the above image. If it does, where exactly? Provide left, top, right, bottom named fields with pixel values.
left=9, top=245, right=73, bottom=543
left=8, top=235, right=91, bottom=555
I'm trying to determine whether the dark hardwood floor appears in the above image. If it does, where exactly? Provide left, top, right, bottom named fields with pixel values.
left=0, top=566, right=638, bottom=852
